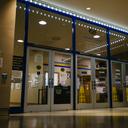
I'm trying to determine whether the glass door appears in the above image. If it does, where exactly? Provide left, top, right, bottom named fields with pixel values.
left=76, top=56, right=109, bottom=109
left=25, top=47, right=51, bottom=112
left=24, top=47, right=72, bottom=112
left=123, top=64, right=128, bottom=104
left=94, top=59, right=109, bottom=108
left=51, top=52, right=72, bottom=111
left=112, top=61, right=124, bottom=107
left=76, top=56, right=93, bottom=109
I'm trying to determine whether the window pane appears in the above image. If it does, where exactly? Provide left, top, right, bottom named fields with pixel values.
left=110, top=31, right=128, bottom=61
left=28, top=6, right=72, bottom=50
left=112, top=62, right=123, bottom=102
left=27, top=49, right=49, bottom=105
left=76, top=20, right=107, bottom=57
left=77, top=57, right=92, bottom=103
left=54, top=52, right=71, bottom=104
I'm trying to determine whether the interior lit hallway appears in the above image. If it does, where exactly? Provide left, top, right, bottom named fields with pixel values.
left=1, top=108, right=128, bottom=128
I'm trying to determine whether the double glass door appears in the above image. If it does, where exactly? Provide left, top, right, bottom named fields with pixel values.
left=77, top=56, right=109, bottom=109
left=24, top=47, right=72, bottom=112
left=112, top=61, right=128, bottom=107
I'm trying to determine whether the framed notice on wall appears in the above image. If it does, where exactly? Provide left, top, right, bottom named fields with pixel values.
left=0, top=57, right=3, bottom=68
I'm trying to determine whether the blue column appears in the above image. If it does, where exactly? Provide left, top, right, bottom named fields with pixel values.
left=72, top=17, right=76, bottom=110
left=21, top=2, right=29, bottom=112
left=106, top=28, right=113, bottom=108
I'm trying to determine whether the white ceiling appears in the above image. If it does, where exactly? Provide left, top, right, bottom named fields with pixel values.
left=41, top=0, right=128, bottom=29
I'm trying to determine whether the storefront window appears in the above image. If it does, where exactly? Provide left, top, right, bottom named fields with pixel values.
left=28, top=6, right=72, bottom=50
left=110, top=31, right=128, bottom=61
left=76, top=20, right=107, bottom=57
left=10, top=3, right=25, bottom=107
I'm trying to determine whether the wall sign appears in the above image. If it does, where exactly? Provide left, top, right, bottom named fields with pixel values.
left=13, top=56, right=23, bottom=70
left=0, top=57, right=3, bottom=68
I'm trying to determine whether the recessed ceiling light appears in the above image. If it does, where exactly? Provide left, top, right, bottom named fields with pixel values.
left=65, top=48, right=70, bottom=51
left=39, top=20, right=47, bottom=25
left=96, top=53, right=101, bottom=56
left=17, top=39, right=24, bottom=43
left=86, top=7, right=91, bottom=11
left=93, top=35, right=100, bottom=39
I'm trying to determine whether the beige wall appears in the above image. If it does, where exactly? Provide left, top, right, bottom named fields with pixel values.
left=0, top=0, right=16, bottom=114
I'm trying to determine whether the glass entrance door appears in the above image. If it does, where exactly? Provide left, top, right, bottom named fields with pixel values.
left=77, top=56, right=93, bottom=109
left=76, top=56, right=109, bottom=109
left=112, top=61, right=124, bottom=107
left=25, top=47, right=72, bottom=112
left=25, top=47, right=51, bottom=112
left=52, top=52, right=72, bottom=110
left=94, top=59, right=108, bottom=107
left=123, top=64, right=128, bottom=104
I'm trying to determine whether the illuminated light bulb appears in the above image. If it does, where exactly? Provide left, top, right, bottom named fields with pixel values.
left=93, top=35, right=100, bottom=39
left=86, top=7, right=91, bottom=11
left=65, top=48, right=70, bottom=51
left=39, top=20, right=47, bottom=25
left=17, top=39, right=24, bottom=43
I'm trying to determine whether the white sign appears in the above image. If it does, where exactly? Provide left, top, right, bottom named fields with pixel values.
left=34, top=54, right=43, bottom=64
left=0, top=57, right=3, bottom=68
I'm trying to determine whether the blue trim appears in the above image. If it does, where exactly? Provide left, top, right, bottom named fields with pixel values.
left=17, top=0, right=128, bottom=35
left=72, top=17, right=76, bottom=110
left=110, top=57, right=128, bottom=63
left=28, top=42, right=72, bottom=53
left=9, top=107, right=23, bottom=114
left=106, top=28, right=113, bottom=108
left=21, top=2, right=30, bottom=113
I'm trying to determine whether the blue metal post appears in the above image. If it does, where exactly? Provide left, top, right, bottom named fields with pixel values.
left=72, top=17, right=76, bottom=110
left=21, top=2, right=29, bottom=112
left=106, top=28, right=113, bottom=108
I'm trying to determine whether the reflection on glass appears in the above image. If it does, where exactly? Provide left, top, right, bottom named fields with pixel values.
left=112, top=62, right=123, bottom=102
left=27, top=49, right=49, bottom=105
left=10, top=3, right=25, bottom=107
left=110, top=31, right=128, bottom=61
left=54, top=53, right=71, bottom=104
left=77, top=57, right=92, bottom=103
left=28, top=6, right=72, bottom=50
left=125, top=64, right=128, bottom=102
left=76, top=20, right=107, bottom=57
left=95, top=60, right=108, bottom=103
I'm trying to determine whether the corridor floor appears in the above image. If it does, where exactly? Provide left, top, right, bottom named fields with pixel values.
left=1, top=108, right=128, bottom=128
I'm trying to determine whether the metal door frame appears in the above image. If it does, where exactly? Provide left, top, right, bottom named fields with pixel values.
left=93, top=57, right=109, bottom=108
left=111, top=60, right=125, bottom=107
left=24, top=47, right=73, bottom=112
left=76, top=55, right=109, bottom=109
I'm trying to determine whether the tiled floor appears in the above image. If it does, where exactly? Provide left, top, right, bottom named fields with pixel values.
left=1, top=108, right=128, bottom=128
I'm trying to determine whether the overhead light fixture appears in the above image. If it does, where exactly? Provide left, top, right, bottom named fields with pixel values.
left=17, top=39, right=24, bottom=43
left=93, top=35, right=100, bottom=39
left=39, top=20, right=47, bottom=25
left=96, top=53, right=101, bottom=56
left=86, top=7, right=91, bottom=11
left=65, top=48, right=70, bottom=51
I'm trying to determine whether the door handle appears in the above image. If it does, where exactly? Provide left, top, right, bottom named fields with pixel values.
left=51, top=78, right=54, bottom=88
left=91, top=81, right=94, bottom=90
left=48, top=78, right=51, bottom=88
left=92, top=80, right=96, bottom=90
left=93, top=80, right=96, bottom=90
left=48, top=78, right=54, bottom=88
